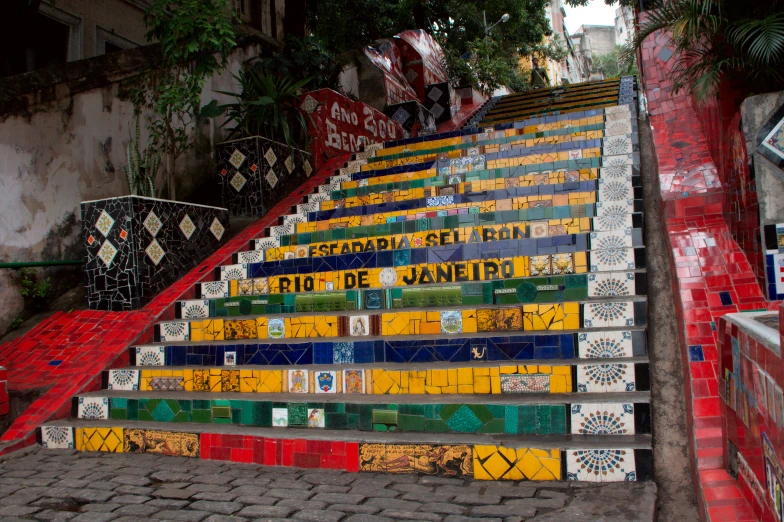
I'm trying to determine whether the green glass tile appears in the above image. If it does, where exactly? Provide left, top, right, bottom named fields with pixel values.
left=288, top=403, right=308, bottom=426
left=478, top=418, right=506, bottom=434
left=231, top=408, right=242, bottom=424
left=127, top=400, right=138, bottom=421
left=486, top=404, right=505, bottom=418
left=138, top=410, right=154, bottom=422
left=173, top=412, right=191, bottom=423
left=536, top=405, right=553, bottom=434
left=325, top=412, right=349, bottom=430
left=466, top=404, right=494, bottom=424
left=110, top=409, right=127, bottom=421
left=212, top=407, right=231, bottom=419
left=358, top=404, right=373, bottom=431
left=372, top=424, right=389, bottom=432
left=518, top=405, right=536, bottom=435
left=504, top=405, right=518, bottom=434
left=151, top=401, right=176, bottom=422
left=112, top=398, right=127, bottom=409
left=445, top=405, right=483, bottom=433
left=372, top=410, right=398, bottom=425
left=423, top=419, right=451, bottom=432
left=551, top=405, right=567, bottom=434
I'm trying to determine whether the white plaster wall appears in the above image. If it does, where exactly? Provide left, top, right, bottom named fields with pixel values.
left=0, top=43, right=262, bottom=333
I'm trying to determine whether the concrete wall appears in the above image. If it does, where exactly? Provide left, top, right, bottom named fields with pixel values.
left=575, top=25, right=616, bottom=57
left=0, top=39, right=266, bottom=334
left=741, top=91, right=784, bottom=225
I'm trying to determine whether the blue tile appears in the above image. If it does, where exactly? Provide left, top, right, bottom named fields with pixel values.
left=688, top=345, right=704, bottom=362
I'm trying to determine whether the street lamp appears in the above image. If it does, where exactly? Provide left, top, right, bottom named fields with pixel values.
left=483, top=11, right=510, bottom=62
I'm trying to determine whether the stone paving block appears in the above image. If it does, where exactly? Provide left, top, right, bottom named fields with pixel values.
left=236, top=505, right=296, bottom=518
left=151, top=510, right=211, bottom=521
left=232, top=495, right=280, bottom=506
left=229, top=478, right=272, bottom=488
left=80, top=504, right=122, bottom=513
left=151, top=489, right=196, bottom=500
left=390, top=483, right=433, bottom=494
left=0, top=505, right=42, bottom=516
left=113, top=505, right=159, bottom=516
left=110, top=495, right=151, bottom=505
left=327, top=504, right=381, bottom=515
left=443, top=515, right=504, bottom=522
left=114, top=486, right=153, bottom=496
left=187, top=500, right=243, bottom=515
left=150, top=471, right=194, bottom=483
left=469, top=505, right=537, bottom=517
left=365, top=498, right=422, bottom=511
left=453, top=493, right=502, bottom=505
left=276, top=498, right=327, bottom=510
left=378, top=510, right=442, bottom=521
left=312, top=484, right=350, bottom=493
left=111, top=476, right=152, bottom=487
left=191, top=492, right=239, bottom=502
left=46, top=488, right=117, bottom=503
left=203, top=515, right=248, bottom=522
left=34, top=509, right=78, bottom=521
left=418, top=503, right=467, bottom=515
left=401, top=492, right=456, bottom=503
left=264, top=488, right=317, bottom=500
left=481, top=486, right=536, bottom=498
left=231, top=485, right=271, bottom=496
left=300, top=473, right=357, bottom=486
left=54, top=479, right=93, bottom=488
left=344, top=516, right=394, bottom=522
left=418, top=477, right=465, bottom=486
left=185, top=484, right=232, bottom=493
left=291, top=509, right=346, bottom=522
left=112, top=517, right=154, bottom=522
left=348, top=486, right=399, bottom=498
left=145, top=499, right=189, bottom=509
left=191, top=475, right=235, bottom=486
left=70, top=513, right=122, bottom=522
left=310, top=492, right=366, bottom=504
left=88, top=481, right=123, bottom=492
left=266, top=479, right=313, bottom=490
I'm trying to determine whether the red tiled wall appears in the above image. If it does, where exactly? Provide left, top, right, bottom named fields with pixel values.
left=200, top=433, right=359, bottom=471
left=637, top=18, right=777, bottom=521
left=0, top=367, right=8, bottom=416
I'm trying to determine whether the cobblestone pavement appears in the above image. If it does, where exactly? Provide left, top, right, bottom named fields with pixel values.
left=0, top=449, right=657, bottom=522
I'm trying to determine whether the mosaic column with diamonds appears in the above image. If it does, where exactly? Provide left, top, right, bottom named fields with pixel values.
left=81, top=196, right=230, bottom=310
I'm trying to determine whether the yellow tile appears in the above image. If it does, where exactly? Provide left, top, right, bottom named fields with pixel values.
left=430, top=369, right=448, bottom=387
left=490, top=375, right=501, bottom=394
left=457, top=368, right=473, bottom=385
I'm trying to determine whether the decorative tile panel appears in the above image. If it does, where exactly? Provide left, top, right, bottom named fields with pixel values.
left=566, top=448, right=636, bottom=482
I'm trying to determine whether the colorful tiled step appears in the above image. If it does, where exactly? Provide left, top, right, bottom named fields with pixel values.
left=154, top=300, right=648, bottom=342
left=105, top=360, right=650, bottom=395
left=73, top=391, right=652, bottom=437
left=38, top=420, right=653, bottom=481
left=131, top=329, right=647, bottom=367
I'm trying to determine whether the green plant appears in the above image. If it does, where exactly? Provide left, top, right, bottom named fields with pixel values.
left=10, top=317, right=23, bottom=330
left=593, top=45, right=638, bottom=79
left=130, top=0, right=238, bottom=199
left=623, top=0, right=784, bottom=102
left=212, top=66, right=311, bottom=146
left=259, top=35, right=341, bottom=91
left=17, top=268, right=51, bottom=299
left=123, top=114, right=160, bottom=197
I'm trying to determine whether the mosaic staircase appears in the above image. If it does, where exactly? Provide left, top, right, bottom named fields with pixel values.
left=39, top=76, right=653, bottom=482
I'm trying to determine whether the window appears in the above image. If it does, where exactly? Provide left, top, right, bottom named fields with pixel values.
left=95, top=27, right=139, bottom=56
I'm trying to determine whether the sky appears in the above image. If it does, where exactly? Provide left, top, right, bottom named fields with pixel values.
left=562, top=2, right=618, bottom=35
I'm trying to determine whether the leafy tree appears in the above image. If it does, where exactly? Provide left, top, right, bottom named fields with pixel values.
left=130, top=0, right=237, bottom=200
left=592, top=45, right=638, bottom=78
left=564, top=0, right=635, bottom=7
left=306, top=0, right=559, bottom=90
left=622, top=0, right=784, bottom=102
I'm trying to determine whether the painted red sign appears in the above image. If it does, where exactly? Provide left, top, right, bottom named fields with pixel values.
left=299, top=88, right=405, bottom=169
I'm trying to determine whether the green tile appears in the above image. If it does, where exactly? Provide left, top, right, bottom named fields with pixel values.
left=192, top=409, right=211, bottom=424
left=536, top=405, right=553, bottom=434
left=518, top=405, right=536, bottom=435
left=372, top=409, right=398, bottom=425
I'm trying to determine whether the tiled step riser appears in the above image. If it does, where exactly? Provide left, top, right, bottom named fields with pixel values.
left=483, top=97, right=625, bottom=123
left=200, top=249, right=644, bottom=299
left=74, top=396, right=652, bottom=437
left=275, top=159, right=640, bottom=237
left=104, top=362, right=651, bottom=396
left=257, top=197, right=644, bottom=252
left=363, top=123, right=633, bottom=169
left=155, top=301, right=648, bottom=343
left=39, top=424, right=653, bottom=482
left=247, top=213, right=644, bottom=263
left=132, top=330, right=648, bottom=367
left=198, top=224, right=645, bottom=298
left=360, top=132, right=636, bottom=175
left=180, top=267, right=648, bottom=319
left=287, top=181, right=641, bottom=233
